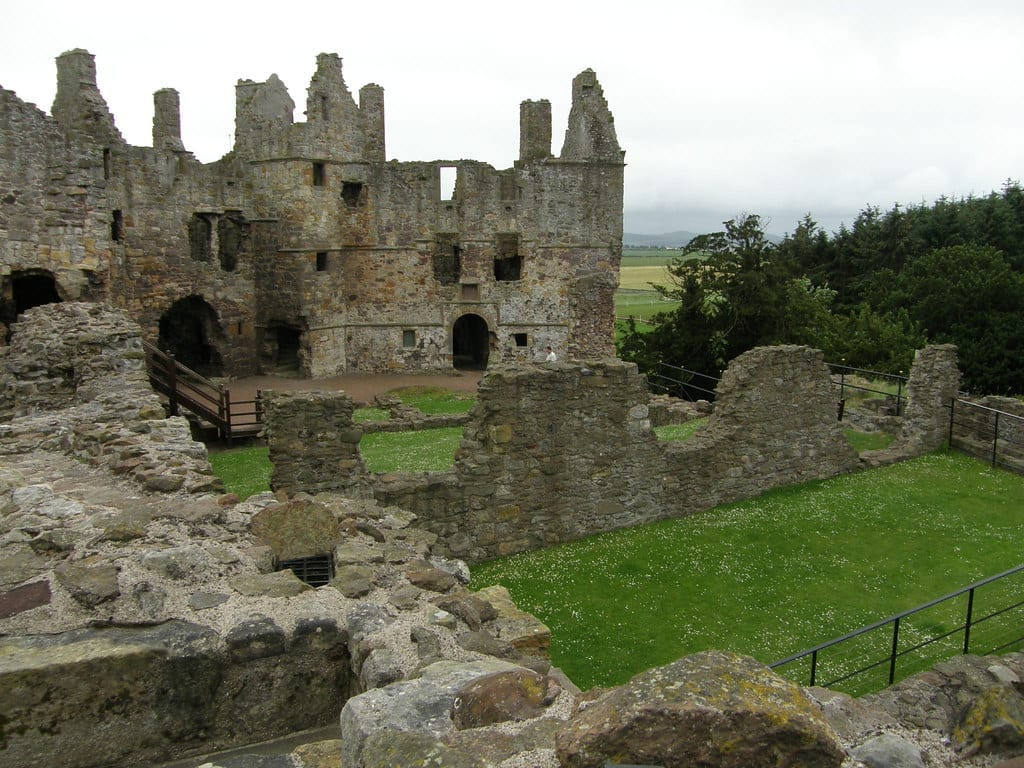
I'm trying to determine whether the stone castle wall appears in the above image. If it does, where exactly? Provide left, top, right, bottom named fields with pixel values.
left=268, top=346, right=945, bottom=562
left=0, top=50, right=623, bottom=378
left=265, top=344, right=960, bottom=563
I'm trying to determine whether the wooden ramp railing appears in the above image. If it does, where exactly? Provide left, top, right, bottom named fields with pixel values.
left=142, top=341, right=263, bottom=442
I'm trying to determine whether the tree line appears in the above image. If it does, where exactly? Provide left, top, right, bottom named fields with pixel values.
left=617, top=180, right=1024, bottom=395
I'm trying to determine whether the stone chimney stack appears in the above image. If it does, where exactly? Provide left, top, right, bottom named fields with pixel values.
left=152, top=88, right=185, bottom=151
left=51, top=48, right=123, bottom=145
left=359, top=83, right=385, bottom=162
left=519, top=99, right=552, bottom=163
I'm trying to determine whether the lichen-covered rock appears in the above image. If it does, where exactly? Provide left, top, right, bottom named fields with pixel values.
left=555, top=650, right=845, bottom=768
left=451, top=669, right=561, bottom=729
left=339, top=659, right=530, bottom=768
left=954, top=684, right=1024, bottom=756
left=251, top=498, right=342, bottom=561
left=473, top=585, right=550, bottom=655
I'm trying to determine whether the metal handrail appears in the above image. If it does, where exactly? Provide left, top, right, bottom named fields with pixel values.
left=948, top=397, right=1024, bottom=472
left=771, top=564, right=1024, bottom=690
left=647, top=362, right=720, bottom=401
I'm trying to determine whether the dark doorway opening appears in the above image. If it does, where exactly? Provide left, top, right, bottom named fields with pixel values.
left=1, top=270, right=63, bottom=341
left=452, top=313, right=489, bottom=370
left=158, top=295, right=224, bottom=376
left=261, top=324, right=303, bottom=374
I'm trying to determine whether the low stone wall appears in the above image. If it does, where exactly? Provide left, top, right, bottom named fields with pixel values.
left=0, top=618, right=349, bottom=767
left=267, top=345, right=959, bottom=563
left=950, top=394, right=1024, bottom=472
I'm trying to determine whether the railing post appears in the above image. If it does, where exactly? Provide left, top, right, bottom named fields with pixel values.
left=888, top=617, right=901, bottom=685
left=896, top=377, right=904, bottom=416
left=839, top=367, right=846, bottom=402
left=947, top=398, right=956, bottom=449
left=991, top=411, right=1000, bottom=469
left=167, top=353, right=179, bottom=416
left=809, top=650, right=818, bottom=686
left=222, top=387, right=232, bottom=446
left=963, top=587, right=975, bottom=654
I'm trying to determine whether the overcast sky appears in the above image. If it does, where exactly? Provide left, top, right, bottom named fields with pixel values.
left=3, top=1, right=1024, bottom=236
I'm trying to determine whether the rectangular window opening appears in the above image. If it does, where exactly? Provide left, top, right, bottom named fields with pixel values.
left=494, top=234, right=522, bottom=281
left=316, top=251, right=328, bottom=272
left=312, top=162, right=326, bottom=187
left=439, top=165, right=457, bottom=201
left=277, top=553, right=335, bottom=588
left=403, top=329, right=416, bottom=348
left=341, top=181, right=363, bottom=208
left=514, top=333, right=528, bottom=347
left=432, top=234, right=461, bottom=285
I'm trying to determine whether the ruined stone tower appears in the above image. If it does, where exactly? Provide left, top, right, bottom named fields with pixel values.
left=0, top=50, right=624, bottom=377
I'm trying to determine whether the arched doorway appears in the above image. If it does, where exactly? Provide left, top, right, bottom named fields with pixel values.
left=1, top=270, right=63, bottom=340
left=158, top=296, right=224, bottom=376
left=452, top=313, right=489, bottom=370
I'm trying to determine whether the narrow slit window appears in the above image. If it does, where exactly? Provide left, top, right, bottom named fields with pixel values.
left=316, top=252, right=328, bottom=272
left=102, top=148, right=111, bottom=180
left=320, top=94, right=329, bottom=121
left=111, top=209, right=124, bottom=243
left=312, top=162, right=326, bottom=187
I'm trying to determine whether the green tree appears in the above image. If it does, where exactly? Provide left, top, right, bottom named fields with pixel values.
left=619, top=215, right=836, bottom=378
left=886, top=244, right=1024, bottom=393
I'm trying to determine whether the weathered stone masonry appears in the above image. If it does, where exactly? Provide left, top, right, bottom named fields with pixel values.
left=267, top=344, right=961, bottom=563
left=0, top=50, right=624, bottom=377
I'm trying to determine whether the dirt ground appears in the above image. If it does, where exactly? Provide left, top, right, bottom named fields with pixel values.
left=221, top=369, right=484, bottom=407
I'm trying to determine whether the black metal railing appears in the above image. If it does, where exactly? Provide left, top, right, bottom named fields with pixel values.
left=143, top=341, right=263, bottom=442
left=828, top=363, right=908, bottom=418
left=770, top=564, right=1024, bottom=693
left=948, top=398, right=1024, bottom=473
left=647, top=362, right=720, bottom=401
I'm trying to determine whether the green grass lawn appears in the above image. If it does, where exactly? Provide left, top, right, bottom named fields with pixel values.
left=386, top=386, right=476, bottom=414
left=209, top=426, right=463, bottom=497
left=470, top=451, right=1024, bottom=693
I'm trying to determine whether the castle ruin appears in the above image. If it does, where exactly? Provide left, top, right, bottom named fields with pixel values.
left=0, top=50, right=624, bottom=377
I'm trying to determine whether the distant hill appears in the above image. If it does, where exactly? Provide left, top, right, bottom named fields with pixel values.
left=624, top=231, right=700, bottom=248
left=625, top=230, right=784, bottom=248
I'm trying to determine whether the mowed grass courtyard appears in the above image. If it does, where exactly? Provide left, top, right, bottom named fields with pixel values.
left=210, top=386, right=1024, bottom=696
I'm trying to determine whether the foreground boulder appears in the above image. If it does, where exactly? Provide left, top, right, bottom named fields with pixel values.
left=555, top=650, right=845, bottom=768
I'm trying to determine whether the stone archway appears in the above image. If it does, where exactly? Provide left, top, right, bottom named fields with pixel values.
left=452, top=313, right=489, bottom=370
left=158, top=295, right=224, bottom=376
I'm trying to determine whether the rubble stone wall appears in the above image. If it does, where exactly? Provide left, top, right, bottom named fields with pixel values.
left=267, top=345, right=962, bottom=563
